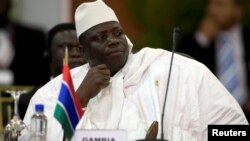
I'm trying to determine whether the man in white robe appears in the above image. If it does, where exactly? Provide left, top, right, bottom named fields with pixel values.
left=22, top=0, right=248, bottom=141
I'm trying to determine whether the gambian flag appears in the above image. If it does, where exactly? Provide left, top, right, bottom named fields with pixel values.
left=54, top=48, right=84, bottom=140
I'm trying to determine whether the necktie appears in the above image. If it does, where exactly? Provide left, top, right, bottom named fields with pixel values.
left=217, top=34, right=245, bottom=105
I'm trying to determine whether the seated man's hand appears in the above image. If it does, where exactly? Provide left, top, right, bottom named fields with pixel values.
left=198, top=16, right=219, bottom=41
left=77, top=64, right=110, bottom=107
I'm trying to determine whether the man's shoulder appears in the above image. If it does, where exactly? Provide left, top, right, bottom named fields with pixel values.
left=32, top=74, right=62, bottom=101
left=174, top=52, right=207, bottom=69
left=33, top=65, right=88, bottom=98
left=135, top=47, right=209, bottom=77
left=144, top=47, right=207, bottom=71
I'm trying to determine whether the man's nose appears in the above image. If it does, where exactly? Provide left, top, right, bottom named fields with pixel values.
left=69, top=46, right=81, bottom=57
left=107, top=35, right=119, bottom=47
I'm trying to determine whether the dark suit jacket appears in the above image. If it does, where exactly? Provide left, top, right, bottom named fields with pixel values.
left=18, top=86, right=41, bottom=119
left=7, top=23, right=50, bottom=85
left=3, top=23, right=51, bottom=119
left=178, top=29, right=250, bottom=88
left=178, top=28, right=250, bottom=121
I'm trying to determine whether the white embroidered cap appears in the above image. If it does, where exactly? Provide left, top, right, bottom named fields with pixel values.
left=75, top=0, right=119, bottom=38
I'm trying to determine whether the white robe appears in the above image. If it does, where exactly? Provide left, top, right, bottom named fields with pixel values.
left=22, top=48, right=248, bottom=141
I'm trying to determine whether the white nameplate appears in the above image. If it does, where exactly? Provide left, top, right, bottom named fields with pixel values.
left=71, top=130, right=128, bottom=141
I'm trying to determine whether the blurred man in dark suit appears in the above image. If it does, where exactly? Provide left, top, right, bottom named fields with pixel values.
left=178, top=0, right=250, bottom=121
left=18, top=23, right=86, bottom=119
left=0, top=0, right=50, bottom=85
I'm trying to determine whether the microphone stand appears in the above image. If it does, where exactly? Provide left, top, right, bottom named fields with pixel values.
left=137, top=27, right=180, bottom=141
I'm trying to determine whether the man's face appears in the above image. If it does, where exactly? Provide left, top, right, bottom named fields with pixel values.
left=80, top=21, right=129, bottom=73
left=208, top=0, right=242, bottom=30
left=51, top=30, right=86, bottom=76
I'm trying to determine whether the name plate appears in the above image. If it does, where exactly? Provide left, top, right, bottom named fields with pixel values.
left=71, top=130, right=128, bottom=141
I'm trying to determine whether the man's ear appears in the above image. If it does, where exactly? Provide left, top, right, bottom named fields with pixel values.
left=79, top=34, right=89, bottom=61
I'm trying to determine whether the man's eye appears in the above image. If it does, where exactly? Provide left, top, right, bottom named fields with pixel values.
left=114, top=30, right=123, bottom=37
left=96, top=34, right=107, bottom=41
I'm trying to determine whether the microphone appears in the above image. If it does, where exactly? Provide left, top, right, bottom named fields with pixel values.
left=160, top=27, right=180, bottom=141
left=137, top=27, right=180, bottom=141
